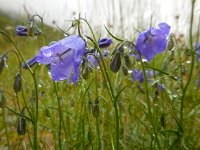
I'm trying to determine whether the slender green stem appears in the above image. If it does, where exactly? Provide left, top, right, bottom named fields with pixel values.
left=2, top=107, right=11, bottom=150
left=139, top=54, right=161, bottom=149
left=96, top=118, right=101, bottom=150
left=53, top=82, right=62, bottom=150
left=33, top=75, right=39, bottom=150
left=179, top=0, right=195, bottom=134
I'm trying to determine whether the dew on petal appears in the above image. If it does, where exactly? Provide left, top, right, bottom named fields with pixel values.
left=42, top=49, right=52, bottom=57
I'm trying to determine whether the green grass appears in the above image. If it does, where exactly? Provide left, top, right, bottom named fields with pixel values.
left=0, top=7, right=200, bottom=150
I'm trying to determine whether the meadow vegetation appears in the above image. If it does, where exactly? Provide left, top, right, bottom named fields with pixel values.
left=0, top=1, right=200, bottom=149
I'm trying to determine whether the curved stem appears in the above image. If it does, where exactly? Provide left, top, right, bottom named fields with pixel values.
left=179, top=0, right=196, bottom=134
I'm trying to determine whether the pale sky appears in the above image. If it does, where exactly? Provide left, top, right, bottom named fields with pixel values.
left=0, top=0, right=200, bottom=38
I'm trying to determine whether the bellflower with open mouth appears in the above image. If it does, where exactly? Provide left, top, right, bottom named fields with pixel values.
left=136, top=22, right=171, bottom=61
left=27, top=35, right=86, bottom=83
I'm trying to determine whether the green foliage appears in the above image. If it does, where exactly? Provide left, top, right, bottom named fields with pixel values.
left=0, top=11, right=200, bottom=150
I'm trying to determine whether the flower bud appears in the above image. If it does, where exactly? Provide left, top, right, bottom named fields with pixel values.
left=0, top=57, right=5, bottom=74
left=17, top=109, right=26, bottom=135
left=110, top=52, right=121, bottom=73
left=160, top=113, right=166, bottom=128
left=88, top=99, right=93, bottom=113
left=81, top=58, right=91, bottom=79
left=13, top=73, right=21, bottom=93
left=122, top=64, right=128, bottom=76
left=16, top=26, right=28, bottom=36
left=98, top=38, right=112, bottom=48
left=0, top=89, right=6, bottom=108
left=0, top=53, right=8, bottom=74
left=45, top=108, right=51, bottom=118
left=167, top=38, right=174, bottom=50
left=124, top=54, right=131, bottom=67
left=92, top=98, right=99, bottom=117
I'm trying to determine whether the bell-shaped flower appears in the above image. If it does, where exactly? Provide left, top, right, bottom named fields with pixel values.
left=136, top=22, right=170, bottom=61
left=34, top=35, right=86, bottom=83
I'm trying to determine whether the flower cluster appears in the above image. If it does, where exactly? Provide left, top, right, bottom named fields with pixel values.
left=20, top=22, right=172, bottom=85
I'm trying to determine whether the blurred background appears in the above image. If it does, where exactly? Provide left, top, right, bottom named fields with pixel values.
left=0, top=0, right=200, bottom=38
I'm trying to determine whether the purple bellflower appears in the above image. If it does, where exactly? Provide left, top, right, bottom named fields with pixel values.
left=16, top=26, right=28, bottom=36
left=16, top=25, right=41, bottom=36
left=98, top=38, right=112, bottom=48
left=87, top=49, right=110, bottom=68
left=131, top=69, right=144, bottom=83
left=34, top=35, right=86, bottom=83
left=195, top=43, right=200, bottom=60
left=131, top=69, right=157, bottom=83
left=136, top=22, right=170, bottom=61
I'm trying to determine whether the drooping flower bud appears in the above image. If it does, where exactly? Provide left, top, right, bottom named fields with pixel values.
left=124, top=54, right=131, bottom=67
left=98, top=38, right=112, bottom=48
left=0, top=57, right=5, bottom=74
left=167, top=34, right=174, bottom=50
left=122, top=64, right=128, bottom=76
left=92, top=98, right=99, bottom=117
left=110, top=52, right=121, bottom=73
left=16, top=26, right=28, bottom=36
left=81, top=58, right=92, bottom=79
left=0, top=53, right=8, bottom=74
left=88, top=99, right=93, bottom=113
left=13, top=73, right=21, bottom=93
left=160, top=113, right=166, bottom=128
left=0, top=89, right=6, bottom=108
left=45, top=107, right=51, bottom=118
left=17, top=109, right=26, bottom=135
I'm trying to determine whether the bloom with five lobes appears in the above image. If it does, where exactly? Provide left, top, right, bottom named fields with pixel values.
left=34, top=35, right=86, bottom=83
left=136, top=22, right=170, bottom=61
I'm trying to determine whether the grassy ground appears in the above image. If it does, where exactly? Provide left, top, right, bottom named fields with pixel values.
left=0, top=9, right=200, bottom=150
